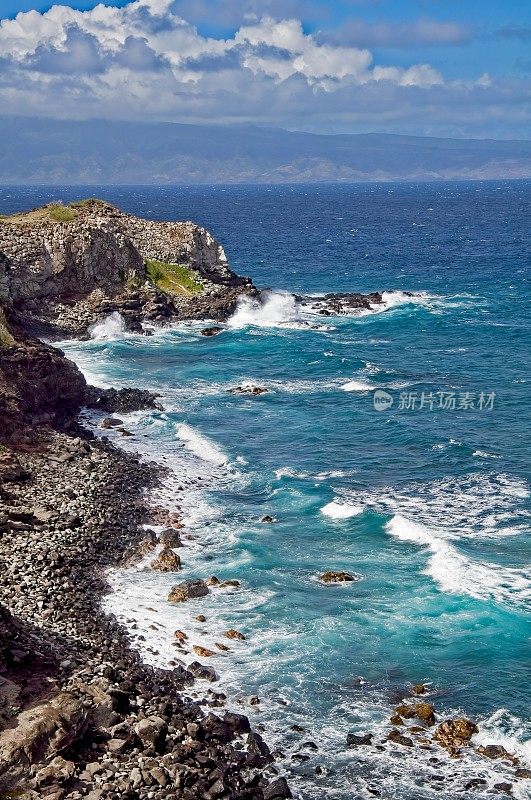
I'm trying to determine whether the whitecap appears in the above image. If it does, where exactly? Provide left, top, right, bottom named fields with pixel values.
left=176, top=423, right=228, bottom=466
left=385, top=514, right=531, bottom=608
left=342, top=379, right=376, bottom=392
left=321, top=501, right=364, bottom=519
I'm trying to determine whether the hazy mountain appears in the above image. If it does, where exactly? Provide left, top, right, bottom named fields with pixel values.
left=1, top=117, right=530, bottom=184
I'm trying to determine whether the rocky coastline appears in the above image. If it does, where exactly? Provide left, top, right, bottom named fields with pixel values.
left=1, top=200, right=522, bottom=800
left=0, top=200, right=292, bottom=799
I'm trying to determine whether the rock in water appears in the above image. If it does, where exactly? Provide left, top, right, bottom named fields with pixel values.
left=151, top=546, right=181, bottom=572
left=347, top=733, right=373, bottom=747
left=167, top=579, right=209, bottom=602
left=224, top=629, right=246, bottom=640
left=433, top=718, right=478, bottom=750
left=201, top=326, right=223, bottom=336
left=319, top=571, right=357, bottom=583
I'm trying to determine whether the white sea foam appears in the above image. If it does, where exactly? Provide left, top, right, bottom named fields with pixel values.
left=342, top=379, right=376, bottom=392
left=335, top=472, right=531, bottom=608
left=321, top=501, right=364, bottom=519
left=385, top=514, right=531, bottom=607
left=89, top=311, right=127, bottom=340
left=176, top=423, right=228, bottom=465
left=227, top=290, right=304, bottom=329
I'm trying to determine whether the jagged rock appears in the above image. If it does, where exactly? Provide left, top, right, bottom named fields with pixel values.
left=0, top=692, right=87, bottom=785
left=201, top=326, right=223, bottom=336
left=433, top=718, right=478, bottom=750
left=151, top=546, right=181, bottom=572
left=167, top=579, right=209, bottom=602
left=411, top=683, right=428, bottom=695
left=86, top=386, right=161, bottom=413
left=319, top=571, right=356, bottom=583
left=174, top=630, right=188, bottom=642
left=347, top=733, right=373, bottom=747
left=515, top=768, right=531, bottom=778
left=224, top=629, right=246, bottom=641
left=263, top=776, right=292, bottom=799
left=260, top=515, right=275, bottom=522
left=134, top=716, right=167, bottom=752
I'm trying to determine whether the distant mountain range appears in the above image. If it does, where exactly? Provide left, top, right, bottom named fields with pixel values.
left=1, top=117, right=530, bottom=184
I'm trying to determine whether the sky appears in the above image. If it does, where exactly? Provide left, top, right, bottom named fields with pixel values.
left=0, top=0, right=529, bottom=138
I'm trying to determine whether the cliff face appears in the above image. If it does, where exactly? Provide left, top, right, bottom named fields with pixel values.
left=0, top=308, right=86, bottom=443
left=0, top=200, right=254, bottom=337
left=0, top=199, right=255, bottom=439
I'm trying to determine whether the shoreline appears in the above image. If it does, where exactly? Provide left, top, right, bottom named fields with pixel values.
left=0, top=425, right=288, bottom=799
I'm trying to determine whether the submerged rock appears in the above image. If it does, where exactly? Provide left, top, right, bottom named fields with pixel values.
left=167, top=579, right=209, bottom=602
left=229, top=385, right=268, bottom=395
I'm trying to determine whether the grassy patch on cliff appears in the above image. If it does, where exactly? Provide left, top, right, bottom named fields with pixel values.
left=0, top=203, right=78, bottom=225
left=146, top=259, right=203, bottom=296
left=49, top=204, right=77, bottom=222
left=0, top=310, right=15, bottom=347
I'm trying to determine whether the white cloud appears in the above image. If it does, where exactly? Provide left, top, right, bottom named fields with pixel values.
left=0, top=0, right=527, bottom=137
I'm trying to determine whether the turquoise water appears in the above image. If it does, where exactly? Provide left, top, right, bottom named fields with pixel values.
left=4, top=183, right=530, bottom=798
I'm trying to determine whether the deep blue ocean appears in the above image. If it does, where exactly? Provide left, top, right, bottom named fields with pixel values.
left=2, top=183, right=530, bottom=798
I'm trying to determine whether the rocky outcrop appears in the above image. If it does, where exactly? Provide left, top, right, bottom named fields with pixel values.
left=0, top=309, right=86, bottom=443
left=0, top=200, right=256, bottom=337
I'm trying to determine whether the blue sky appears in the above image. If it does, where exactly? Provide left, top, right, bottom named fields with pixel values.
left=0, top=0, right=529, bottom=137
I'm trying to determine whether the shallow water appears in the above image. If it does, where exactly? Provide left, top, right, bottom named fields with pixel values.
left=4, top=182, right=530, bottom=799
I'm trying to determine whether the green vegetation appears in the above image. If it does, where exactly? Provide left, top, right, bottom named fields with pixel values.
left=48, top=204, right=77, bottom=223
left=0, top=310, right=15, bottom=347
left=146, top=259, right=203, bottom=296
left=70, top=197, right=109, bottom=208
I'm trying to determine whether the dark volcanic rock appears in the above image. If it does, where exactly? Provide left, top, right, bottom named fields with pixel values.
left=85, top=385, right=162, bottom=413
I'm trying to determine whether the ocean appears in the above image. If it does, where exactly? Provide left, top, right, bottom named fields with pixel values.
left=3, top=182, right=530, bottom=798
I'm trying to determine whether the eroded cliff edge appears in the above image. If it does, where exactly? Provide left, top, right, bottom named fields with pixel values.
left=0, top=199, right=256, bottom=339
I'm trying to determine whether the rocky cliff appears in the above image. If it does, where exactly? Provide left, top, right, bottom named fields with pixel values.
left=0, top=199, right=255, bottom=338
left=0, top=199, right=256, bottom=441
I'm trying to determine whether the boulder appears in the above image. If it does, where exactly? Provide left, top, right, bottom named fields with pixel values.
left=167, top=579, right=209, bottom=602
left=224, top=629, right=246, bottom=641
left=347, top=733, right=373, bottom=747
left=0, top=692, right=87, bottom=786
left=388, top=729, right=413, bottom=747
left=159, top=528, right=183, bottom=547
left=193, top=645, right=215, bottom=658
left=433, top=718, right=478, bottom=750
left=414, top=703, right=436, bottom=726
left=187, top=661, right=218, bottom=682
left=319, top=571, right=356, bottom=583
left=263, top=776, right=292, bottom=799
left=201, top=327, right=223, bottom=336
left=477, top=744, right=517, bottom=763
left=229, top=385, right=268, bottom=395
left=134, top=716, right=167, bottom=752
left=151, top=546, right=181, bottom=572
